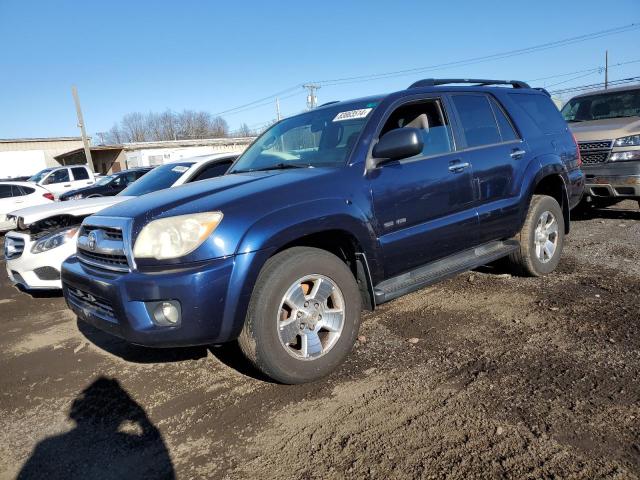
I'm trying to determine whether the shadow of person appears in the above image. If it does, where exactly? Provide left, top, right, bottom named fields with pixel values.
left=17, top=377, right=175, bottom=480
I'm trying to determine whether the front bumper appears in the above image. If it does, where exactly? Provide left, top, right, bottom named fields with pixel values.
left=583, top=160, right=640, bottom=199
left=5, top=232, right=75, bottom=290
left=584, top=174, right=640, bottom=198
left=61, top=254, right=244, bottom=347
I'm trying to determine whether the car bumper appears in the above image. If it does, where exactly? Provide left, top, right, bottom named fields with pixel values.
left=584, top=174, right=640, bottom=198
left=5, top=232, right=75, bottom=290
left=61, top=254, right=252, bottom=347
left=582, top=161, right=640, bottom=198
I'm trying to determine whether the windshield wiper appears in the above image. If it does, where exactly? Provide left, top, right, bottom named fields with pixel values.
left=568, top=119, right=584, bottom=123
left=233, top=163, right=314, bottom=173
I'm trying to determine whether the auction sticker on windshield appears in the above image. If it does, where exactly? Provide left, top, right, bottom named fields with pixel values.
left=172, top=166, right=189, bottom=173
left=333, top=108, right=372, bottom=122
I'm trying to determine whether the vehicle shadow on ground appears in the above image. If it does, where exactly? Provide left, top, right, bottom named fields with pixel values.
left=77, top=319, right=208, bottom=363
left=16, top=376, right=175, bottom=480
left=76, top=318, right=273, bottom=381
left=571, top=205, right=640, bottom=222
left=15, top=284, right=64, bottom=298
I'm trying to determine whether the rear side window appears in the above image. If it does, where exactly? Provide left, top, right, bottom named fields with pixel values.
left=0, top=185, right=13, bottom=198
left=71, top=167, right=89, bottom=180
left=489, top=98, right=519, bottom=141
left=19, top=186, right=35, bottom=195
left=509, top=93, right=567, bottom=134
left=451, top=95, right=501, bottom=147
left=11, top=185, right=25, bottom=197
left=191, top=161, right=232, bottom=182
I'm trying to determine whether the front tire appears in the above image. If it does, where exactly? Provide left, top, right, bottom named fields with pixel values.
left=238, top=247, right=362, bottom=384
left=509, top=195, right=565, bottom=277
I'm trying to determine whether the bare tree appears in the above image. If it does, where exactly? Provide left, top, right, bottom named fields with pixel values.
left=121, top=112, right=148, bottom=142
left=236, top=123, right=253, bottom=137
left=99, top=109, right=231, bottom=143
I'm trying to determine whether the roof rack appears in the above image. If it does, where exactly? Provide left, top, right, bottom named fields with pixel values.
left=408, top=78, right=531, bottom=89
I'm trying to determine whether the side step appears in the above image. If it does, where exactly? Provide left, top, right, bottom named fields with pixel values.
left=373, top=240, right=519, bottom=304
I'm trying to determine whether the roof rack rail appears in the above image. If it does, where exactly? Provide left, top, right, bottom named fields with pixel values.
left=408, top=78, right=531, bottom=89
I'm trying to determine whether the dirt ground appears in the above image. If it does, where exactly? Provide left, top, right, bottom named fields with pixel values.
left=1, top=201, right=639, bottom=479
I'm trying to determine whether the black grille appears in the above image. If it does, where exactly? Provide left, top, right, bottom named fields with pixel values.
left=581, top=152, right=609, bottom=165
left=82, top=225, right=123, bottom=241
left=578, top=140, right=612, bottom=151
left=34, top=266, right=61, bottom=281
left=78, top=250, right=129, bottom=269
left=65, top=284, right=115, bottom=320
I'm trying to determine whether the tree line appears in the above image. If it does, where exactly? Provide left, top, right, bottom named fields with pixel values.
left=99, top=110, right=255, bottom=144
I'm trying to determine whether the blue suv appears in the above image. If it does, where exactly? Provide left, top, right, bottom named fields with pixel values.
left=61, top=79, right=584, bottom=383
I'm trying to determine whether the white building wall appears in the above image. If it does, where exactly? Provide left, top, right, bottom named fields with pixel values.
left=124, top=144, right=248, bottom=168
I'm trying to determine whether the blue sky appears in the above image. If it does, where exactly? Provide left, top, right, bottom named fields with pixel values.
left=0, top=0, right=639, bottom=139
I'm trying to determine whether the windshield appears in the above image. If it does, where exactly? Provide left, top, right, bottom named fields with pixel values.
left=229, top=100, right=377, bottom=173
left=561, top=89, right=640, bottom=122
left=119, top=162, right=193, bottom=196
left=95, top=175, right=114, bottom=186
left=28, top=168, right=54, bottom=183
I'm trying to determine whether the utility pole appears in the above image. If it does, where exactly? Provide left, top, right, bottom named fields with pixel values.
left=276, top=97, right=281, bottom=121
left=604, top=50, right=609, bottom=90
left=303, top=83, right=321, bottom=110
left=71, top=85, right=94, bottom=172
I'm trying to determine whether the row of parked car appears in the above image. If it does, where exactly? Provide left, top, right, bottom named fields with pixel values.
left=2, top=79, right=639, bottom=383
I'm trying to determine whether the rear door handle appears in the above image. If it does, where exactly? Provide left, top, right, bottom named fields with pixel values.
left=448, top=161, right=470, bottom=173
left=64, top=184, right=71, bottom=187
left=510, top=148, right=526, bottom=159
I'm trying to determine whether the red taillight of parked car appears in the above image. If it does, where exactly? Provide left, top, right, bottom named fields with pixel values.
left=572, top=133, right=582, bottom=167
left=43, top=192, right=55, bottom=201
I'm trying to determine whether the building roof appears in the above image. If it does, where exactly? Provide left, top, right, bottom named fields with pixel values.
left=54, top=137, right=256, bottom=161
left=0, top=137, right=85, bottom=144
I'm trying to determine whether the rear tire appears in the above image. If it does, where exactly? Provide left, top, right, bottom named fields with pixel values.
left=238, top=247, right=362, bottom=384
left=509, top=195, right=564, bottom=277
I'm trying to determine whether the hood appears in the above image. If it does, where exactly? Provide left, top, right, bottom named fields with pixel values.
left=9, top=196, right=132, bottom=226
left=569, top=116, right=640, bottom=141
left=97, top=168, right=334, bottom=221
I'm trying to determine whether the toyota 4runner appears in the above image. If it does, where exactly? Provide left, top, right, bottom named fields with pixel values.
left=61, top=79, right=584, bottom=384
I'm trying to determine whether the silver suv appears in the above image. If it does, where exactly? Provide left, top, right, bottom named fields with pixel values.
left=562, top=85, right=640, bottom=208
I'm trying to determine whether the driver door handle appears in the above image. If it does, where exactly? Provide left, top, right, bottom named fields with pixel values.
left=510, top=148, right=526, bottom=159
left=448, top=161, right=470, bottom=173
left=64, top=184, right=71, bottom=187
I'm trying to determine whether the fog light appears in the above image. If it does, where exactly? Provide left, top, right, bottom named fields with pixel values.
left=151, top=300, right=181, bottom=326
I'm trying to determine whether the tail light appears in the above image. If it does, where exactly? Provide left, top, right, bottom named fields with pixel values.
left=43, top=192, right=55, bottom=201
left=572, top=133, right=582, bottom=167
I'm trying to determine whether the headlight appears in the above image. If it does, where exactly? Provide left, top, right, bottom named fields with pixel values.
left=133, top=212, right=223, bottom=260
left=31, top=227, right=79, bottom=254
left=610, top=150, right=640, bottom=162
left=613, top=135, right=640, bottom=147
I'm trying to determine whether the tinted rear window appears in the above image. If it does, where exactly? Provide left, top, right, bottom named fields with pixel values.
left=509, top=93, right=567, bottom=135
left=71, top=167, right=90, bottom=180
left=451, top=94, right=501, bottom=147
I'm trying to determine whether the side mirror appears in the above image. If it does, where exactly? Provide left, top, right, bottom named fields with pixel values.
left=372, top=128, right=423, bottom=165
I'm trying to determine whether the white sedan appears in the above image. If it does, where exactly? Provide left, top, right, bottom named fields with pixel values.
left=0, top=182, right=54, bottom=232
left=5, top=153, right=239, bottom=290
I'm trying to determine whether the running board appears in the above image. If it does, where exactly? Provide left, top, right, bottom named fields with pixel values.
left=373, top=240, right=519, bottom=304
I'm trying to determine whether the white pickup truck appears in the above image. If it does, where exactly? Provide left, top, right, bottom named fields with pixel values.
left=27, top=165, right=95, bottom=198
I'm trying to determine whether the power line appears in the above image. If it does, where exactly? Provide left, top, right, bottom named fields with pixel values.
left=312, top=23, right=640, bottom=87
left=549, top=76, right=640, bottom=95
left=212, top=23, right=639, bottom=118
